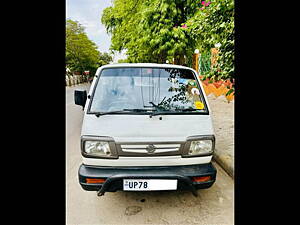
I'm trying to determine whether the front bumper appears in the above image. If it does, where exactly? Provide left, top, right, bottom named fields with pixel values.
left=78, top=163, right=217, bottom=196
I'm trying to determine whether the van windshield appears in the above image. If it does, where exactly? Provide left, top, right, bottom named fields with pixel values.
left=89, top=67, right=208, bottom=114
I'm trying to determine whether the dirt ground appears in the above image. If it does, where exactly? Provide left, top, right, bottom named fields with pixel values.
left=206, top=94, right=234, bottom=176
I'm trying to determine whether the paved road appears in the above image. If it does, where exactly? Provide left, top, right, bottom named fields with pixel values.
left=66, top=83, right=234, bottom=225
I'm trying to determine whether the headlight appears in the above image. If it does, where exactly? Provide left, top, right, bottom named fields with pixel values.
left=85, top=141, right=111, bottom=156
left=188, top=140, right=213, bottom=155
left=81, top=136, right=118, bottom=158
left=182, top=135, right=215, bottom=157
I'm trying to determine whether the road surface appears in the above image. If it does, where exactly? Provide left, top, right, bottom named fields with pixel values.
left=66, top=83, right=234, bottom=225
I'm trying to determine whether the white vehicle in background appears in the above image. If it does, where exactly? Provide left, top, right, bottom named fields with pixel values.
left=74, top=63, right=217, bottom=196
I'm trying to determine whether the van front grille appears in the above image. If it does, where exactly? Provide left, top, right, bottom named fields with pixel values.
left=116, top=142, right=184, bottom=156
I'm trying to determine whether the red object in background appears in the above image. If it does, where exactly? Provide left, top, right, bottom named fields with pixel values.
left=199, top=76, right=233, bottom=89
left=213, top=80, right=223, bottom=88
left=224, top=79, right=232, bottom=88
left=199, top=75, right=210, bottom=86
left=202, top=78, right=210, bottom=86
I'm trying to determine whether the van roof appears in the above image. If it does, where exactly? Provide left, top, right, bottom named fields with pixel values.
left=98, top=63, right=194, bottom=71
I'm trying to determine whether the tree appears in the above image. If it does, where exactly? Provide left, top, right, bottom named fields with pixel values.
left=186, top=0, right=234, bottom=91
left=98, top=52, right=113, bottom=66
left=66, top=19, right=100, bottom=75
left=101, top=0, right=201, bottom=64
left=117, top=58, right=129, bottom=63
left=101, top=0, right=234, bottom=92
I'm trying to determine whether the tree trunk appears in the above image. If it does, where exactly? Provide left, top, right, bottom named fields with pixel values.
left=174, top=54, right=185, bottom=65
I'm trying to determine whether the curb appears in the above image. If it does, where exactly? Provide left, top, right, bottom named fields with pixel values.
left=212, top=152, right=234, bottom=178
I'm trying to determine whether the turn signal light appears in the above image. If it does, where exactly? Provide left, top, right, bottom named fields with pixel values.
left=86, top=178, right=106, bottom=184
left=192, top=176, right=211, bottom=182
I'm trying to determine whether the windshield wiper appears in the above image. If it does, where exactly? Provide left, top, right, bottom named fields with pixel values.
left=149, top=108, right=201, bottom=117
left=95, top=109, right=152, bottom=117
left=149, top=97, right=166, bottom=109
left=148, top=101, right=169, bottom=118
left=175, top=108, right=201, bottom=112
left=149, top=101, right=159, bottom=108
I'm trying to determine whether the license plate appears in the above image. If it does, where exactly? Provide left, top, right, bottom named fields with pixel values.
left=123, top=179, right=177, bottom=191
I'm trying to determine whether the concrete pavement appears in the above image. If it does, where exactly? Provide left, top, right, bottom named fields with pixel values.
left=206, top=94, right=234, bottom=178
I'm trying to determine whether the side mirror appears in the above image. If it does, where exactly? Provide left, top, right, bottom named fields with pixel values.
left=74, top=90, right=87, bottom=109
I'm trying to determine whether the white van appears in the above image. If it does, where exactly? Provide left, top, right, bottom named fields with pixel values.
left=74, top=63, right=217, bottom=196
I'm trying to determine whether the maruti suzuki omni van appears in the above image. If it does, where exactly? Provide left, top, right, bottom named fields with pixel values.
left=74, top=63, right=217, bottom=196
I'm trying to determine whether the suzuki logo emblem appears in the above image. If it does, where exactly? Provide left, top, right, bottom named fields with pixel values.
left=146, top=144, right=156, bottom=154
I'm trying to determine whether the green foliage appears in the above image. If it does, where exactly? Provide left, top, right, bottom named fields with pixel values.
left=186, top=0, right=234, bottom=88
left=101, top=0, right=200, bottom=64
left=66, top=19, right=104, bottom=75
left=101, top=0, right=234, bottom=90
left=98, top=52, right=113, bottom=66
left=117, top=58, right=129, bottom=63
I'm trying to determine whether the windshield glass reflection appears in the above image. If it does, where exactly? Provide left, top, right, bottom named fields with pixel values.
left=90, top=67, right=207, bottom=113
